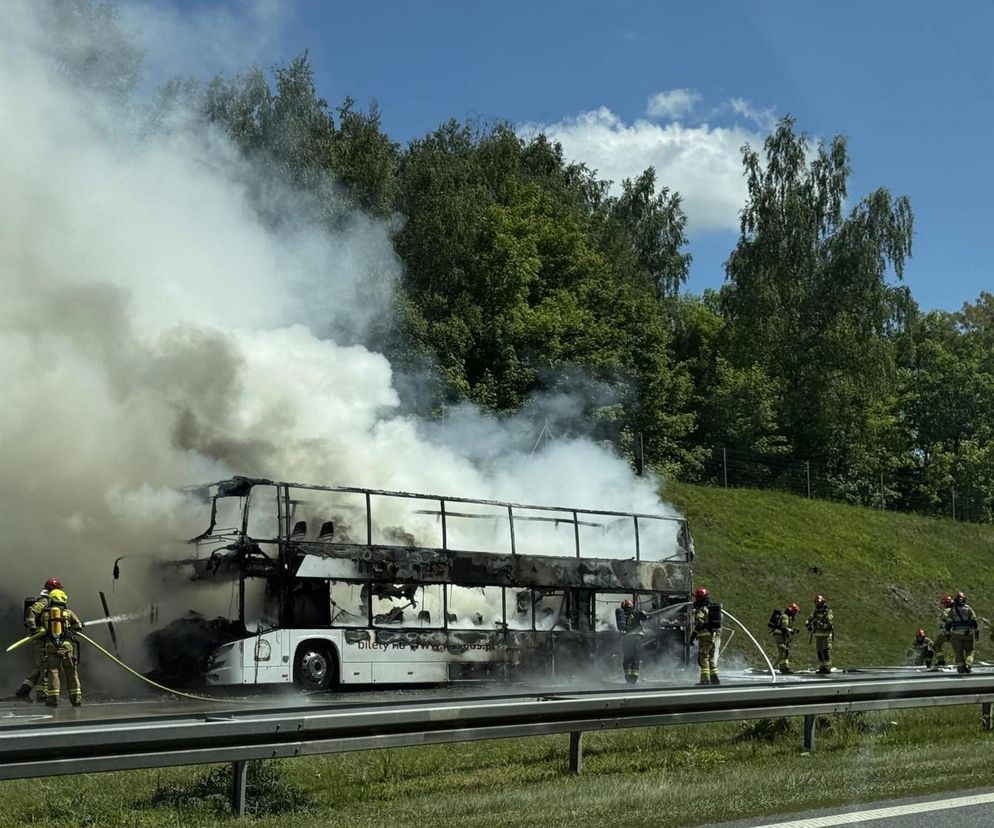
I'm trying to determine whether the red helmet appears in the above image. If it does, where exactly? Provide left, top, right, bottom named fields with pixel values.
left=955, top=591, right=966, bottom=604
left=814, top=594, right=825, bottom=605
left=43, top=578, right=62, bottom=592
left=786, top=602, right=800, bottom=616
left=621, top=598, right=634, bottom=609
left=694, top=587, right=709, bottom=601
left=941, top=595, right=954, bottom=607
left=915, top=628, right=926, bottom=639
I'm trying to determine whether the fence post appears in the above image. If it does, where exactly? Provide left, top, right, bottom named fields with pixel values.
left=879, top=472, right=885, bottom=509
left=722, top=448, right=728, bottom=488
left=983, top=703, right=992, bottom=731
left=803, top=715, right=816, bottom=752
left=805, top=461, right=811, bottom=498
left=231, top=759, right=249, bottom=815
left=569, top=731, right=583, bottom=774
left=952, top=488, right=957, bottom=521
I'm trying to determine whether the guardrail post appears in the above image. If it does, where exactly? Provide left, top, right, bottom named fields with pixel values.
left=231, top=759, right=249, bottom=816
left=803, top=714, right=816, bottom=752
left=983, top=702, right=993, bottom=731
left=569, top=731, right=583, bottom=774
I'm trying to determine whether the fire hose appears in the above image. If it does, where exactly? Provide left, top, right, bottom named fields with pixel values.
left=6, top=629, right=246, bottom=704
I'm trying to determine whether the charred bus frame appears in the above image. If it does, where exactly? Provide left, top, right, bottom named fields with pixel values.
left=178, top=476, right=695, bottom=688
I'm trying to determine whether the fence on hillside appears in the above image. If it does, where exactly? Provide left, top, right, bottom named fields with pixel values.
left=682, top=446, right=990, bottom=524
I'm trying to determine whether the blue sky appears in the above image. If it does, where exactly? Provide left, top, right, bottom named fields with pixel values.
left=135, top=0, right=994, bottom=312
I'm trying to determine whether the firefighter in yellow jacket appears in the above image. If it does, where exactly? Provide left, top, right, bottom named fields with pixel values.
left=805, top=594, right=834, bottom=675
left=691, top=586, right=721, bottom=686
left=35, top=589, right=83, bottom=707
left=943, top=591, right=979, bottom=674
left=769, top=602, right=801, bottom=674
left=14, top=577, right=63, bottom=702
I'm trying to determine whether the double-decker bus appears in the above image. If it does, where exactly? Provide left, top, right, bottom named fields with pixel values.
left=174, top=476, right=694, bottom=690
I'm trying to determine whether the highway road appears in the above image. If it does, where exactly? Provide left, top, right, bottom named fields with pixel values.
left=0, top=663, right=986, bottom=729
left=712, top=789, right=994, bottom=827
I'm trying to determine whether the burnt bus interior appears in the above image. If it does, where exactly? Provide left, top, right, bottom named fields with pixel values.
left=172, top=476, right=696, bottom=680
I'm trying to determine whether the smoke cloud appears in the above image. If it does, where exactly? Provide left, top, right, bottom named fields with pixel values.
left=0, top=2, right=678, bottom=681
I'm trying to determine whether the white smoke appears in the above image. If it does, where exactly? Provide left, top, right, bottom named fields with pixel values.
left=0, top=2, right=679, bottom=670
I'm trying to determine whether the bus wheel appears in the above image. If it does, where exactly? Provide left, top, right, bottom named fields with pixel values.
left=293, top=643, right=337, bottom=692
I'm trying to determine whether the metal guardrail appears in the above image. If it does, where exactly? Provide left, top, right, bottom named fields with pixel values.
left=1, top=675, right=992, bottom=814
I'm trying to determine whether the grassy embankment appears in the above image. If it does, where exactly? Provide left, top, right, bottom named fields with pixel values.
left=669, top=481, right=994, bottom=668
left=3, top=483, right=994, bottom=828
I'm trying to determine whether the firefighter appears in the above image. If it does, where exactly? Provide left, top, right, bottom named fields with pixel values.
left=769, top=602, right=800, bottom=674
left=615, top=598, right=648, bottom=684
left=14, top=577, right=63, bottom=702
left=37, top=589, right=83, bottom=707
left=910, top=628, right=935, bottom=668
left=933, top=594, right=955, bottom=666
left=943, top=591, right=979, bottom=674
left=805, top=594, right=834, bottom=675
left=690, top=586, right=721, bottom=686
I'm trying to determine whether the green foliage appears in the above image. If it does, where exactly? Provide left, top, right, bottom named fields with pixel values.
left=735, top=717, right=795, bottom=742
left=392, top=120, right=696, bottom=469
left=895, top=306, right=994, bottom=520
left=722, top=117, right=915, bottom=494
left=162, top=54, right=399, bottom=227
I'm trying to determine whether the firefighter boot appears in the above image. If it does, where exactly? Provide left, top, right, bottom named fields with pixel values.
left=70, top=697, right=82, bottom=708
left=44, top=697, right=57, bottom=708
left=710, top=674, right=721, bottom=685
left=13, top=685, right=31, bottom=702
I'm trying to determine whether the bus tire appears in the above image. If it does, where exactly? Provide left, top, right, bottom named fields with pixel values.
left=293, top=641, right=338, bottom=692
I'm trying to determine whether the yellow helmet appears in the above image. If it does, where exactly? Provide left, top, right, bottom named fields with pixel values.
left=49, top=589, right=68, bottom=605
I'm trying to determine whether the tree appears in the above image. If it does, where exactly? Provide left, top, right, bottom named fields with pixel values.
left=392, top=121, right=698, bottom=471
left=175, top=55, right=398, bottom=228
left=604, top=169, right=690, bottom=299
left=670, top=293, right=786, bottom=478
left=897, top=307, right=994, bottom=519
left=721, top=117, right=914, bottom=489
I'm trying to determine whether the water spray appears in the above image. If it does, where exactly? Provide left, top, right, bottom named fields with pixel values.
left=722, top=608, right=777, bottom=683
left=647, top=601, right=691, bottom=617
left=83, top=610, right=150, bottom=627
left=718, top=629, right=736, bottom=658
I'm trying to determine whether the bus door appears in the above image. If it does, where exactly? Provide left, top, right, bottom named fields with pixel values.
left=369, top=583, right=448, bottom=684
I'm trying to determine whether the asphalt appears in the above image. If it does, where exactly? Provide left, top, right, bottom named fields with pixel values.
left=0, top=663, right=984, bottom=728
left=710, top=788, right=994, bottom=827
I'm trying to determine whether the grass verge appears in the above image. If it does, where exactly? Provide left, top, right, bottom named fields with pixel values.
left=1, top=706, right=992, bottom=827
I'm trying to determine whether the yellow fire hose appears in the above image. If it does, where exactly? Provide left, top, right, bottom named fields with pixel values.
left=5, top=631, right=43, bottom=653
left=6, top=629, right=251, bottom=704
left=75, top=631, right=235, bottom=703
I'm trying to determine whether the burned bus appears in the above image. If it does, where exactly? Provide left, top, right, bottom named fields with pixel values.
left=174, top=476, right=694, bottom=690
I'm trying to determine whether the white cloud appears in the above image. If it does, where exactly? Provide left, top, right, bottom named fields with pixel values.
left=730, top=97, right=777, bottom=131
left=646, top=88, right=701, bottom=119
left=525, top=106, right=763, bottom=232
